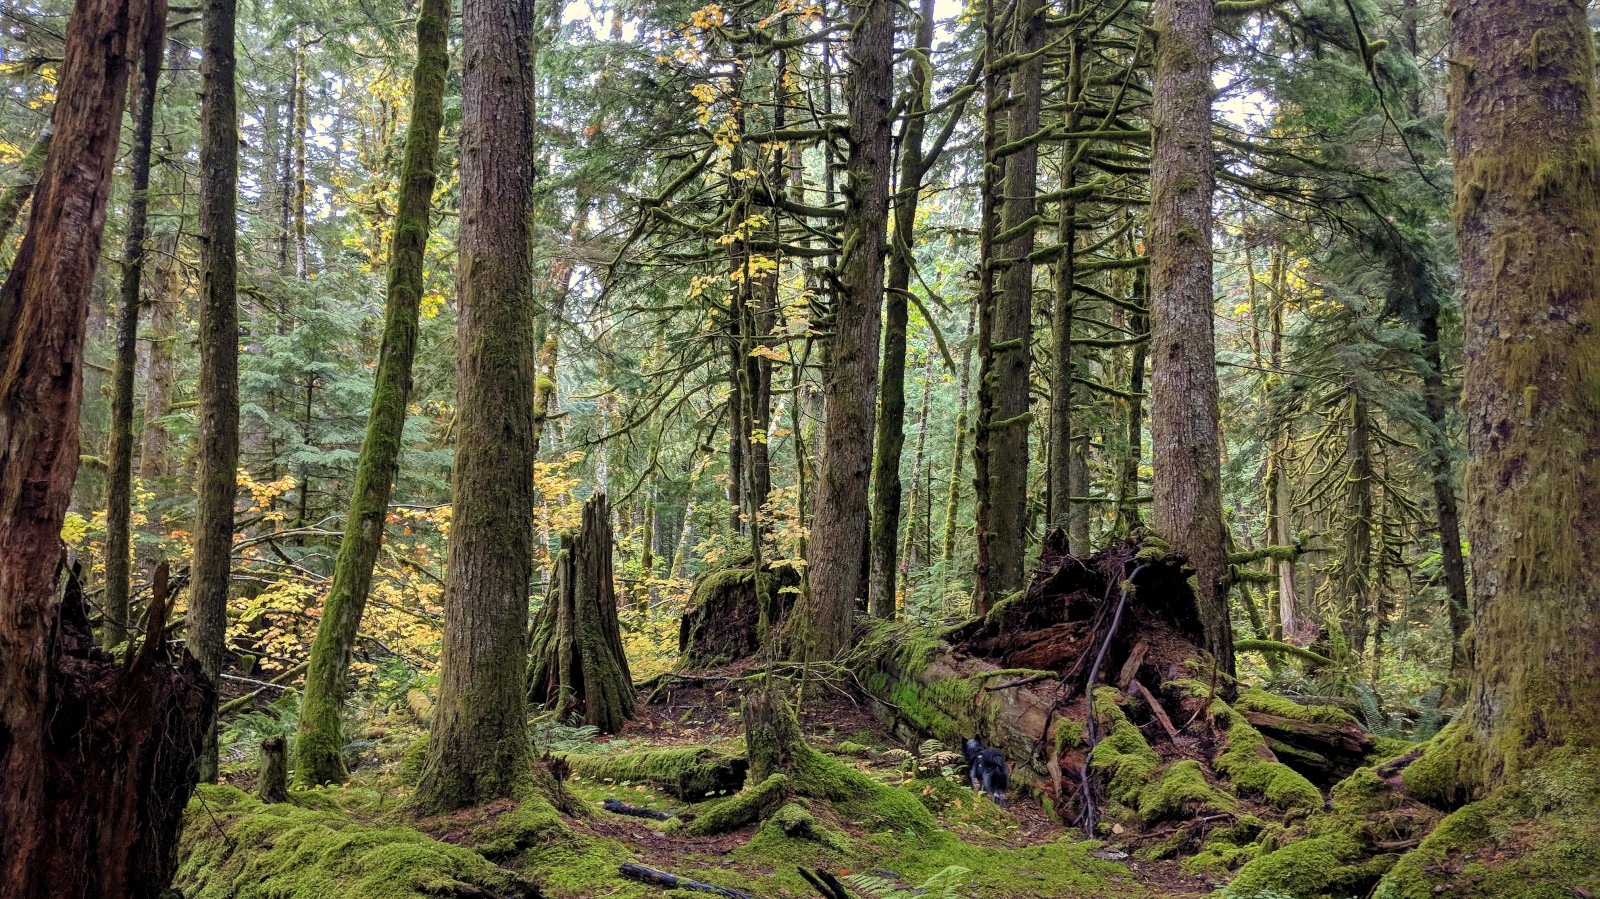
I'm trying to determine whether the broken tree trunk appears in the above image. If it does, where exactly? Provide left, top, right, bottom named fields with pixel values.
left=527, top=493, right=635, bottom=733
left=0, top=0, right=214, bottom=894
left=676, top=562, right=798, bottom=669
left=257, top=735, right=289, bottom=803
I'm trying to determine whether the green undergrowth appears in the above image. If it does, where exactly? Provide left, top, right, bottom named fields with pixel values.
left=174, top=785, right=537, bottom=899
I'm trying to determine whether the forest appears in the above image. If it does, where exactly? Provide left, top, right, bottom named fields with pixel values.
left=0, top=0, right=1596, bottom=894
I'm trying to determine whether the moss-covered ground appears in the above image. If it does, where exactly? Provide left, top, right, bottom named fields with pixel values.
left=185, top=679, right=1167, bottom=899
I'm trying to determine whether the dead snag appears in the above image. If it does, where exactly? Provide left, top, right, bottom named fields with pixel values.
left=528, top=494, right=635, bottom=733
left=257, top=736, right=289, bottom=803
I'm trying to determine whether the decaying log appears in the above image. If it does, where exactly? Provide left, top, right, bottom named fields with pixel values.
left=619, top=863, right=756, bottom=899
left=601, top=798, right=676, bottom=820
left=1241, top=709, right=1375, bottom=783
left=527, top=493, right=635, bottom=733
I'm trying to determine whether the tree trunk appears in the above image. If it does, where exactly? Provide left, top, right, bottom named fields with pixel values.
left=867, top=0, right=936, bottom=619
left=1340, top=388, right=1374, bottom=659
left=527, top=494, right=635, bottom=734
left=974, top=0, right=1043, bottom=614
left=941, top=306, right=977, bottom=566
left=1147, top=0, right=1232, bottom=679
left=0, top=0, right=212, bottom=893
left=1414, top=0, right=1600, bottom=800
left=138, top=228, right=178, bottom=485
left=295, top=0, right=449, bottom=787
left=1416, top=313, right=1469, bottom=685
left=103, top=32, right=166, bottom=650
left=1048, top=23, right=1086, bottom=542
left=417, top=0, right=538, bottom=811
left=189, top=0, right=243, bottom=783
left=795, top=0, right=892, bottom=660
left=257, top=736, right=289, bottom=803
left=0, top=123, right=52, bottom=257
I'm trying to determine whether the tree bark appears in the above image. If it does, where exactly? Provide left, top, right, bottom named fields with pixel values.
left=795, top=0, right=893, bottom=660
left=974, top=0, right=1043, bottom=614
left=867, top=0, right=936, bottom=619
left=295, top=0, right=449, bottom=787
left=1422, top=0, right=1600, bottom=798
left=1147, top=0, right=1232, bottom=679
left=0, top=0, right=211, bottom=894
left=189, top=0, right=242, bottom=783
left=527, top=494, right=635, bottom=734
left=417, top=0, right=538, bottom=811
left=103, top=31, right=166, bottom=650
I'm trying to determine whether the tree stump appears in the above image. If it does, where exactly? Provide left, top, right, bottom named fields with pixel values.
left=676, top=563, right=798, bottom=669
left=257, top=736, right=289, bottom=803
left=527, top=494, right=635, bottom=733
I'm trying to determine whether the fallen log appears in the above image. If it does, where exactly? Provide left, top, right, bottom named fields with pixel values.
left=601, top=798, right=675, bottom=820
left=618, top=863, right=755, bottom=899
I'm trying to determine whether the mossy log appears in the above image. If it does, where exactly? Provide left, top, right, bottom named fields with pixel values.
left=565, top=746, right=748, bottom=800
left=527, top=493, right=635, bottom=733
left=676, top=563, right=798, bottom=669
left=175, top=785, right=539, bottom=898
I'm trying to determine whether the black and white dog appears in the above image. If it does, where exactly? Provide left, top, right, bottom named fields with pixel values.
left=963, top=738, right=1010, bottom=805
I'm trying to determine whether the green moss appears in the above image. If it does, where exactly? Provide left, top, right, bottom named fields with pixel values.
left=397, top=736, right=428, bottom=784
left=835, top=740, right=872, bottom=757
left=1211, top=697, right=1322, bottom=815
left=566, top=746, right=747, bottom=800
left=1233, top=688, right=1357, bottom=727
left=1089, top=687, right=1161, bottom=807
left=174, top=786, right=535, bottom=899
left=467, top=791, right=570, bottom=859
left=759, top=801, right=852, bottom=852
left=1140, top=760, right=1236, bottom=821
left=1374, top=750, right=1600, bottom=899
left=1224, top=833, right=1370, bottom=898
left=683, top=773, right=791, bottom=836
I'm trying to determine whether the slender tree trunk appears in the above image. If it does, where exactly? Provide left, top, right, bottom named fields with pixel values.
left=1148, top=0, right=1232, bottom=678
left=1412, top=0, right=1600, bottom=800
left=1264, top=246, right=1299, bottom=639
left=1048, top=23, right=1085, bottom=541
left=974, top=0, right=1043, bottom=614
left=417, top=0, right=538, bottom=811
left=1416, top=314, right=1470, bottom=685
left=867, top=0, right=936, bottom=619
left=295, top=0, right=449, bottom=787
left=189, top=0, right=243, bottom=782
left=1115, top=293, right=1147, bottom=534
left=103, top=33, right=166, bottom=650
left=0, top=0, right=210, bottom=894
left=941, top=306, right=977, bottom=565
left=1340, top=388, right=1374, bottom=659
left=901, top=351, right=935, bottom=575
left=0, top=124, right=53, bottom=256
left=795, top=0, right=893, bottom=660
left=139, top=229, right=178, bottom=484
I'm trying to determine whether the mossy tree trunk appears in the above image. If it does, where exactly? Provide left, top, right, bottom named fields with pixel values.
left=294, top=0, right=449, bottom=788
left=0, top=122, right=51, bottom=255
left=795, top=0, right=893, bottom=660
left=1147, top=0, right=1233, bottom=679
left=974, top=0, right=1043, bottom=615
left=866, top=0, right=938, bottom=620
left=102, top=30, right=166, bottom=651
left=1410, top=0, right=1600, bottom=800
left=417, top=0, right=538, bottom=812
left=189, top=0, right=243, bottom=783
left=527, top=494, right=635, bottom=734
left=0, top=0, right=212, bottom=894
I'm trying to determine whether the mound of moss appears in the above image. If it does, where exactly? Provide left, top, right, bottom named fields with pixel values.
left=174, top=785, right=536, bottom=899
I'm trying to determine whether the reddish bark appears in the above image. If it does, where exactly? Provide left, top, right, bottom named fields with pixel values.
left=0, top=0, right=210, bottom=896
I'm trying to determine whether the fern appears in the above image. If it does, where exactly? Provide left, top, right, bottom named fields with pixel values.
left=529, top=717, right=603, bottom=755
left=845, top=866, right=971, bottom=899
left=1349, top=682, right=1393, bottom=737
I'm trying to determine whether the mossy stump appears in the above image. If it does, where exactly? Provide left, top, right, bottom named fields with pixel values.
left=527, top=494, right=634, bottom=734
left=676, top=563, right=798, bottom=669
left=257, top=737, right=288, bottom=804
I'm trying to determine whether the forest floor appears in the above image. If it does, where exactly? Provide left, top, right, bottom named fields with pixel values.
left=185, top=672, right=1211, bottom=899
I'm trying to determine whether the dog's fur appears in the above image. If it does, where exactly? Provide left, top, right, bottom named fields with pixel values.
left=963, top=738, right=1010, bottom=804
